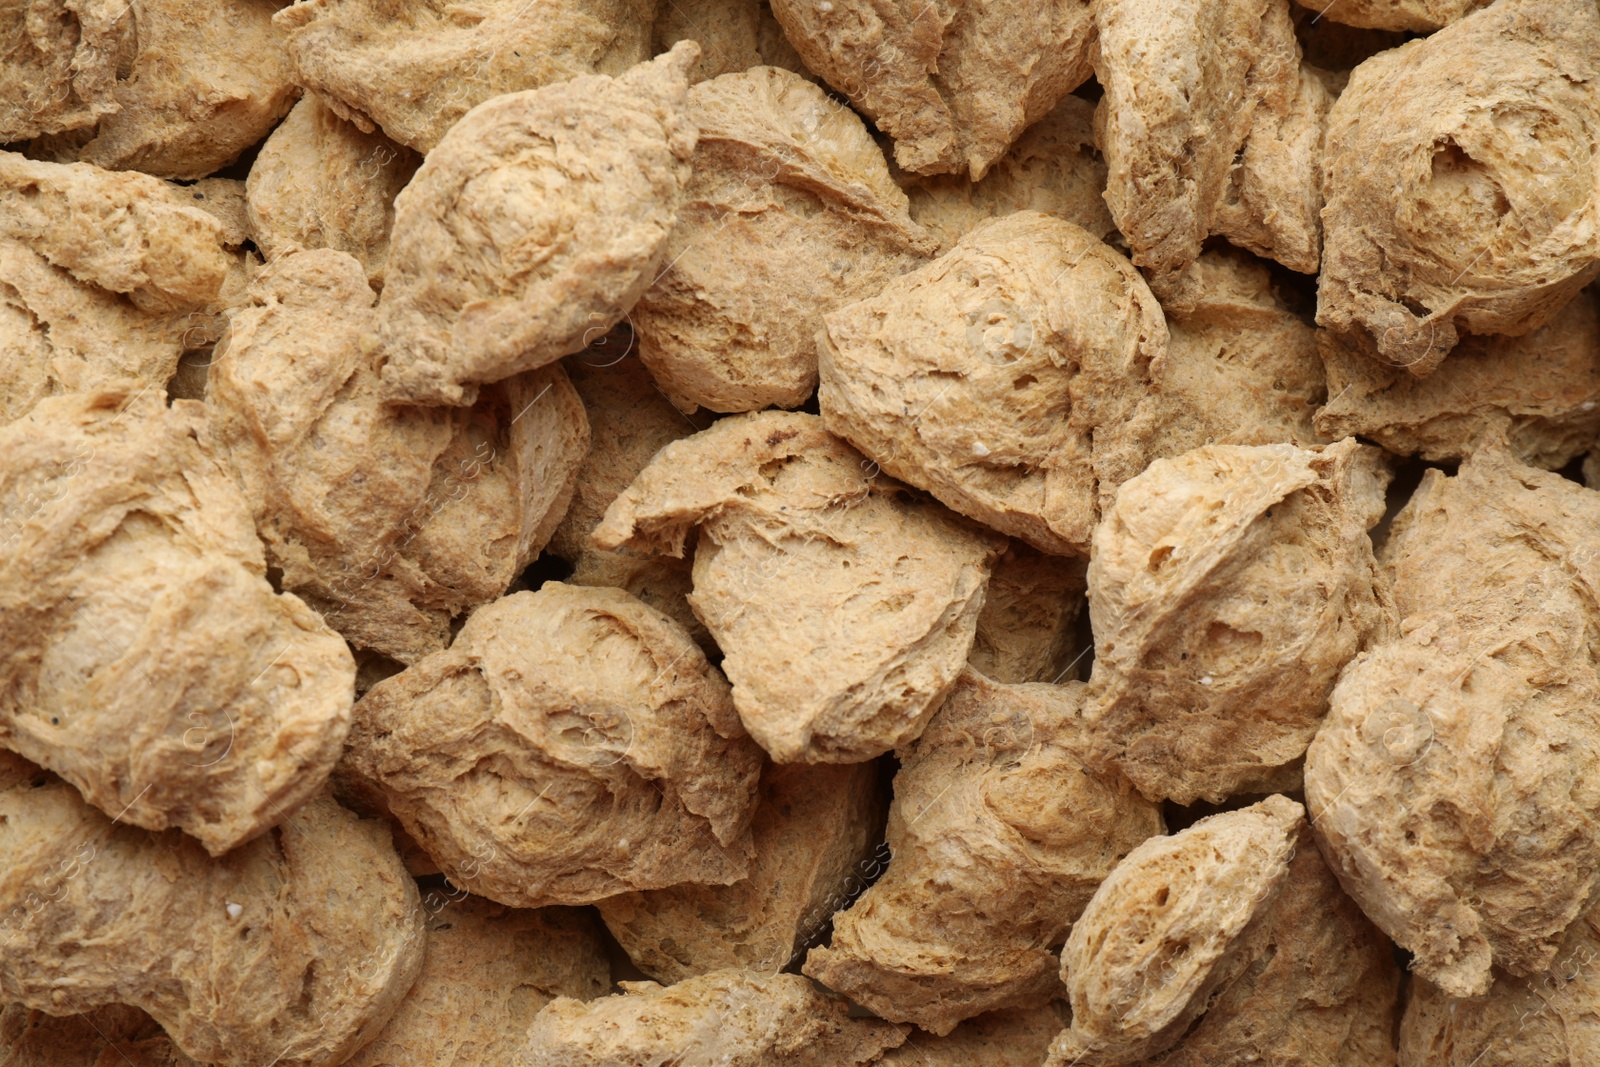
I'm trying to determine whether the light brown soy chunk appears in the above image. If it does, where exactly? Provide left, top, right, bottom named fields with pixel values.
left=523, top=969, right=908, bottom=1067
left=1306, top=447, right=1600, bottom=998
left=0, top=389, right=355, bottom=854
left=631, top=64, right=936, bottom=414
left=597, top=759, right=885, bottom=982
left=593, top=410, right=1006, bottom=764
left=650, top=0, right=811, bottom=83
left=276, top=0, right=658, bottom=153
left=1082, top=438, right=1391, bottom=805
left=373, top=46, right=698, bottom=407
left=1317, top=0, right=1600, bottom=376
left=969, top=543, right=1087, bottom=684
left=0, top=1, right=132, bottom=143
left=27, top=0, right=297, bottom=181
left=1297, top=0, right=1494, bottom=32
left=342, top=583, right=763, bottom=908
left=767, top=0, right=1095, bottom=180
left=0, top=753, right=425, bottom=1067
left=818, top=211, right=1168, bottom=557
left=805, top=670, right=1163, bottom=1036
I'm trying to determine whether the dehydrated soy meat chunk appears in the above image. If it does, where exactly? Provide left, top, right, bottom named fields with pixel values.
left=0, top=390, right=355, bottom=854
left=632, top=65, right=935, bottom=413
left=0, top=0, right=131, bottom=143
left=969, top=545, right=1087, bottom=685
left=1317, top=0, right=1600, bottom=375
left=342, top=583, right=763, bottom=908
left=277, top=0, right=657, bottom=153
left=650, top=0, right=811, bottom=83
left=768, top=0, right=1095, bottom=179
left=805, top=671, right=1162, bottom=1035
left=0, top=754, right=425, bottom=1067
left=1305, top=447, right=1600, bottom=997
left=374, top=46, right=698, bottom=406
left=593, top=411, right=1005, bottom=764
left=818, top=212, right=1168, bottom=557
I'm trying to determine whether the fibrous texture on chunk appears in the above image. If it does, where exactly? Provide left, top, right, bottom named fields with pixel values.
left=969, top=545, right=1087, bottom=684
left=1082, top=439, right=1391, bottom=804
left=27, top=0, right=298, bottom=180
left=1048, top=795, right=1305, bottom=1066
left=0, top=0, right=131, bottom=142
left=1305, top=447, right=1600, bottom=997
left=342, top=583, right=763, bottom=908
left=207, top=250, right=588, bottom=664
left=276, top=0, right=658, bottom=153
left=524, top=969, right=908, bottom=1066
left=651, top=0, right=810, bottom=83
left=0, top=753, right=425, bottom=1067
left=1317, top=0, right=1600, bottom=375
left=345, top=897, right=610, bottom=1067
left=767, top=0, right=1095, bottom=179
left=373, top=46, right=698, bottom=406
left=598, top=760, right=885, bottom=982
left=805, top=671, right=1164, bottom=1035
left=879, top=1005, right=1066, bottom=1066
left=0, top=390, right=355, bottom=854
left=594, top=411, right=1005, bottom=763
left=818, top=212, right=1169, bottom=556
left=1304, top=0, right=1494, bottom=32
left=632, top=65, right=935, bottom=413
left=245, top=94, right=420, bottom=290
left=1, top=1002, right=198, bottom=1066
left=1317, top=287, right=1600, bottom=469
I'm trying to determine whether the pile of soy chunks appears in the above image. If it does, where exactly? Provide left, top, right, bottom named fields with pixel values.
left=2, top=0, right=1599, bottom=1064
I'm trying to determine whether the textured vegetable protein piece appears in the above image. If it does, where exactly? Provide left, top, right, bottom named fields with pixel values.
left=0, top=389, right=356, bottom=855
left=877, top=1004, right=1067, bottom=1066
left=1, top=1002, right=200, bottom=1067
left=818, top=211, right=1170, bottom=557
left=805, top=670, right=1164, bottom=1035
left=968, top=544, right=1088, bottom=684
left=276, top=0, right=659, bottom=153
left=373, top=45, right=699, bottom=407
left=0, top=0, right=133, bottom=143
left=650, top=0, right=810, bottom=84
left=1048, top=795, right=1305, bottom=1066
left=593, top=411, right=1006, bottom=764
left=766, top=0, right=1096, bottom=180
left=631, top=64, right=936, bottom=413
left=1305, top=446, right=1600, bottom=998
left=341, top=582, right=763, bottom=908
left=597, top=759, right=886, bottom=982
left=0, top=753, right=426, bottom=1067
left=523, top=969, right=909, bottom=1066
left=1316, top=0, right=1600, bottom=375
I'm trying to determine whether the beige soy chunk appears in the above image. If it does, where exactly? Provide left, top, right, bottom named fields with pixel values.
left=0, top=390, right=355, bottom=854
left=524, top=969, right=908, bottom=1066
left=342, top=583, right=763, bottom=908
left=1049, top=796, right=1304, bottom=1066
left=0, top=1, right=131, bottom=143
left=207, top=249, right=587, bottom=664
left=1305, top=0, right=1495, bottom=31
left=806, top=671, right=1163, bottom=1035
left=246, top=94, right=420, bottom=290
left=879, top=1005, right=1066, bottom=1066
left=597, top=760, right=885, bottom=982
left=767, top=0, right=1094, bottom=180
left=594, top=411, right=1005, bottom=764
left=345, top=898, right=609, bottom=1067
left=1094, top=0, right=1328, bottom=292
left=1317, top=288, right=1600, bottom=469
left=631, top=65, right=935, bottom=413
left=28, top=0, right=297, bottom=181
left=1305, top=448, right=1600, bottom=998
left=0, top=754, right=425, bottom=1067
left=1317, top=0, right=1600, bottom=376
left=1, top=1003, right=199, bottom=1067
left=373, top=46, right=698, bottom=407
left=818, top=211, right=1168, bottom=557
left=651, top=0, right=810, bottom=83
left=1399, top=903, right=1600, bottom=1067
left=1082, top=439, right=1390, bottom=805
left=903, top=94, right=1115, bottom=253
left=969, top=545, right=1087, bottom=684
left=276, top=0, right=657, bottom=154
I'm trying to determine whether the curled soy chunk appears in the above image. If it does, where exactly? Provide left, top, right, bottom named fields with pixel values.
left=818, top=212, right=1168, bottom=557
left=0, top=753, right=425, bottom=1067
left=1317, top=0, right=1600, bottom=375
left=804, top=670, right=1163, bottom=1036
left=342, top=583, right=763, bottom=908
left=594, top=411, right=1005, bottom=764
left=1306, top=447, right=1600, bottom=998
left=523, top=970, right=908, bottom=1067
left=0, top=390, right=355, bottom=854
left=374, top=46, right=699, bottom=406
left=1082, top=439, right=1392, bottom=805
